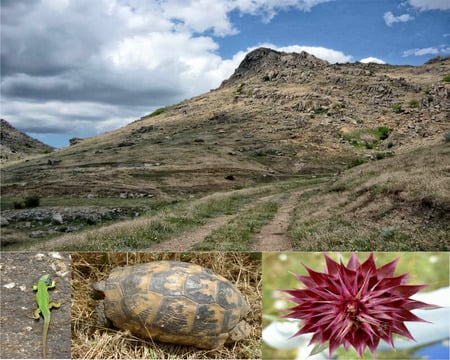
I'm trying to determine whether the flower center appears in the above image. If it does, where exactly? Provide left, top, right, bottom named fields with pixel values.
left=345, top=300, right=362, bottom=326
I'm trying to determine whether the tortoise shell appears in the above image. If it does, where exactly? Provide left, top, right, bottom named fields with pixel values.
left=92, top=261, right=250, bottom=349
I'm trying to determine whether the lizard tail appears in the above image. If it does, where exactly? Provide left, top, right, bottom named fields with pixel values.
left=42, top=320, right=49, bottom=359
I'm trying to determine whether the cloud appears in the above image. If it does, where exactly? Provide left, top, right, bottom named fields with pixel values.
left=406, top=0, right=450, bottom=11
left=0, top=0, right=340, bottom=144
left=360, top=57, right=386, bottom=64
left=402, top=46, right=450, bottom=57
left=383, top=11, right=415, bottom=26
left=233, top=0, right=335, bottom=22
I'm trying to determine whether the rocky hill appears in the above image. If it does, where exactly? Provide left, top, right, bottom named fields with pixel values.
left=0, top=48, right=449, bottom=251
left=1, top=48, right=448, bottom=197
left=0, top=119, right=54, bottom=163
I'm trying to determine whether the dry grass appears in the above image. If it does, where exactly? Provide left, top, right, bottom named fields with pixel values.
left=288, top=141, right=450, bottom=250
left=71, top=252, right=262, bottom=359
left=26, top=177, right=323, bottom=251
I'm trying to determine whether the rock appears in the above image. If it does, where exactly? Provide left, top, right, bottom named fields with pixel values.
left=52, top=213, right=64, bottom=225
left=30, top=230, right=47, bottom=238
left=69, top=137, right=84, bottom=146
left=0, top=216, right=9, bottom=227
left=47, top=159, right=62, bottom=165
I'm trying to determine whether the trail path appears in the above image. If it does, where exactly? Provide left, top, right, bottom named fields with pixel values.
left=252, top=191, right=303, bottom=251
left=146, top=214, right=237, bottom=251
left=146, top=194, right=278, bottom=251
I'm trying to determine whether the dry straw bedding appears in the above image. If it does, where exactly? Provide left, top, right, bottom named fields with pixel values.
left=71, top=252, right=262, bottom=359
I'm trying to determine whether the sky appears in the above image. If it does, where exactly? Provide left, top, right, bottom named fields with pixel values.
left=1, top=0, right=449, bottom=148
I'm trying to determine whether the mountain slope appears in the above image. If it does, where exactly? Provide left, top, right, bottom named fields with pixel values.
left=0, top=119, right=54, bottom=163
left=1, top=49, right=449, bottom=251
left=1, top=48, right=448, bottom=199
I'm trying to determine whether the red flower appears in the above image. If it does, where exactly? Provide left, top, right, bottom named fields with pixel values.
left=283, top=253, right=437, bottom=358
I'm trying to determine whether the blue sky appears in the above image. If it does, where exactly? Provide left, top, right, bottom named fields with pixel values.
left=1, top=0, right=449, bottom=148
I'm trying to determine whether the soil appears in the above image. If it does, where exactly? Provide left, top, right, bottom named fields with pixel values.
left=252, top=192, right=303, bottom=251
left=0, top=252, right=71, bottom=359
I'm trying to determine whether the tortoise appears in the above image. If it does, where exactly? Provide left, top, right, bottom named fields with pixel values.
left=91, top=261, right=252, bottom=349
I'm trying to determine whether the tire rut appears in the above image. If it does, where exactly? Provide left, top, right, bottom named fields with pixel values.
left=146, top=194, right=278, bottom=251
left=252, top=191, right=304, bottom=251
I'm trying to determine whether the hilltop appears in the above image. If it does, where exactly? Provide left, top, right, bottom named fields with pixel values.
left=1, top=48, right=449, bottom=250
left=0, top=119, right=54, bottom=163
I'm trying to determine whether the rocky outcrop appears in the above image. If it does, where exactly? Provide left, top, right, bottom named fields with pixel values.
left=0, top=119, right=54, bottom=162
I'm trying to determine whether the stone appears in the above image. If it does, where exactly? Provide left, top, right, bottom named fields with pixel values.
left=52, top=213, right=64, bottom=225
left=30, top=230, right=47, bottom=238
left=0, top=216, right=9, bottom=227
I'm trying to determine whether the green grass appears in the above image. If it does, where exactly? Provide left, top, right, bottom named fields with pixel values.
left=391, top=103, right=403, bottom=113
left=146, top=107, right=167, bottom=117
left=342, top=126, right=392, bottom=149
left=192, top=200, right=280, bottom=251
left=62, top=193, right=257, bottom=251
left=289, top=212, right=449, bottom=251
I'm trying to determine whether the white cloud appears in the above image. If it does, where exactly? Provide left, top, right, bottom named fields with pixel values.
left=406, top=0, right=450, bottom=11
left=403, top=46, right=450, bottom=57
left=360, top=57, right=386, bottom=64
left=383, top=11, right=415, bottom=26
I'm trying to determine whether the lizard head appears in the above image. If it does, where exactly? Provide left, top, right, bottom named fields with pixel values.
left=39, top=274, right=51, bottom=285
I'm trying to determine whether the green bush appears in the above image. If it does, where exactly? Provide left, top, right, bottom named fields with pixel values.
left=408, top=99, right=419, bottom=108
left=376, top=126, right=392, bottom=140
left=147, top=107, right=167, bottom=117
left=443, top=75, right=450, bottom=82
left=348, top=158, right=366, bottom=168
left=24, top=195, right=40, bottom=208
left=13, top=201, right=25, bottom=209
left=391, top=104, right=403, bottom=113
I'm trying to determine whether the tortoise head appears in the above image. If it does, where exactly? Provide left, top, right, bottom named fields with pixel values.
left=91, top=280, right=106, bottom=293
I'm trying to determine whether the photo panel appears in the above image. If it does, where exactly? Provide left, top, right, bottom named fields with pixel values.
left=0, top=252, right=72, bottom=359
left=262, top=252, right=449, bottom=360
left=71, top=251, right=262, bottom=359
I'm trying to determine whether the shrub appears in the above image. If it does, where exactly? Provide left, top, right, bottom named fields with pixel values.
left=376, top=126, right=392, bottom=140
left=313, top=107, right=328, bottom=114
left=348, top=158, right=366, bottom=168
left=443, top=75, right=450, bottom=82
left=147, top=107, right=167, bottom=117
left=445, top=133, right=450, bottom=142
left=391, top=104, right=403, bottom=113
left=24, top=195, right=40, bottom=208
left=13, top=201, right=25, bottom=209
left=408, top=99, right=419, bottom=108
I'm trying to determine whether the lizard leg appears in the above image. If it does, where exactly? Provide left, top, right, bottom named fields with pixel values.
left=49, top=302, right=61, bottom=310
left=48, top=280, right=57, bottom=289
left=33, top=308, right=41, bottom=319
left=32, top=284, right=38, bottom=291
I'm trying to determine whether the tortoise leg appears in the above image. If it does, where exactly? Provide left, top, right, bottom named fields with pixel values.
left=226, top=321, right=252, bottom=343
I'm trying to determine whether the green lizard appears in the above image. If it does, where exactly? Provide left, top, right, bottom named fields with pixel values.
left=32, top=274, right=61, bottom=359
